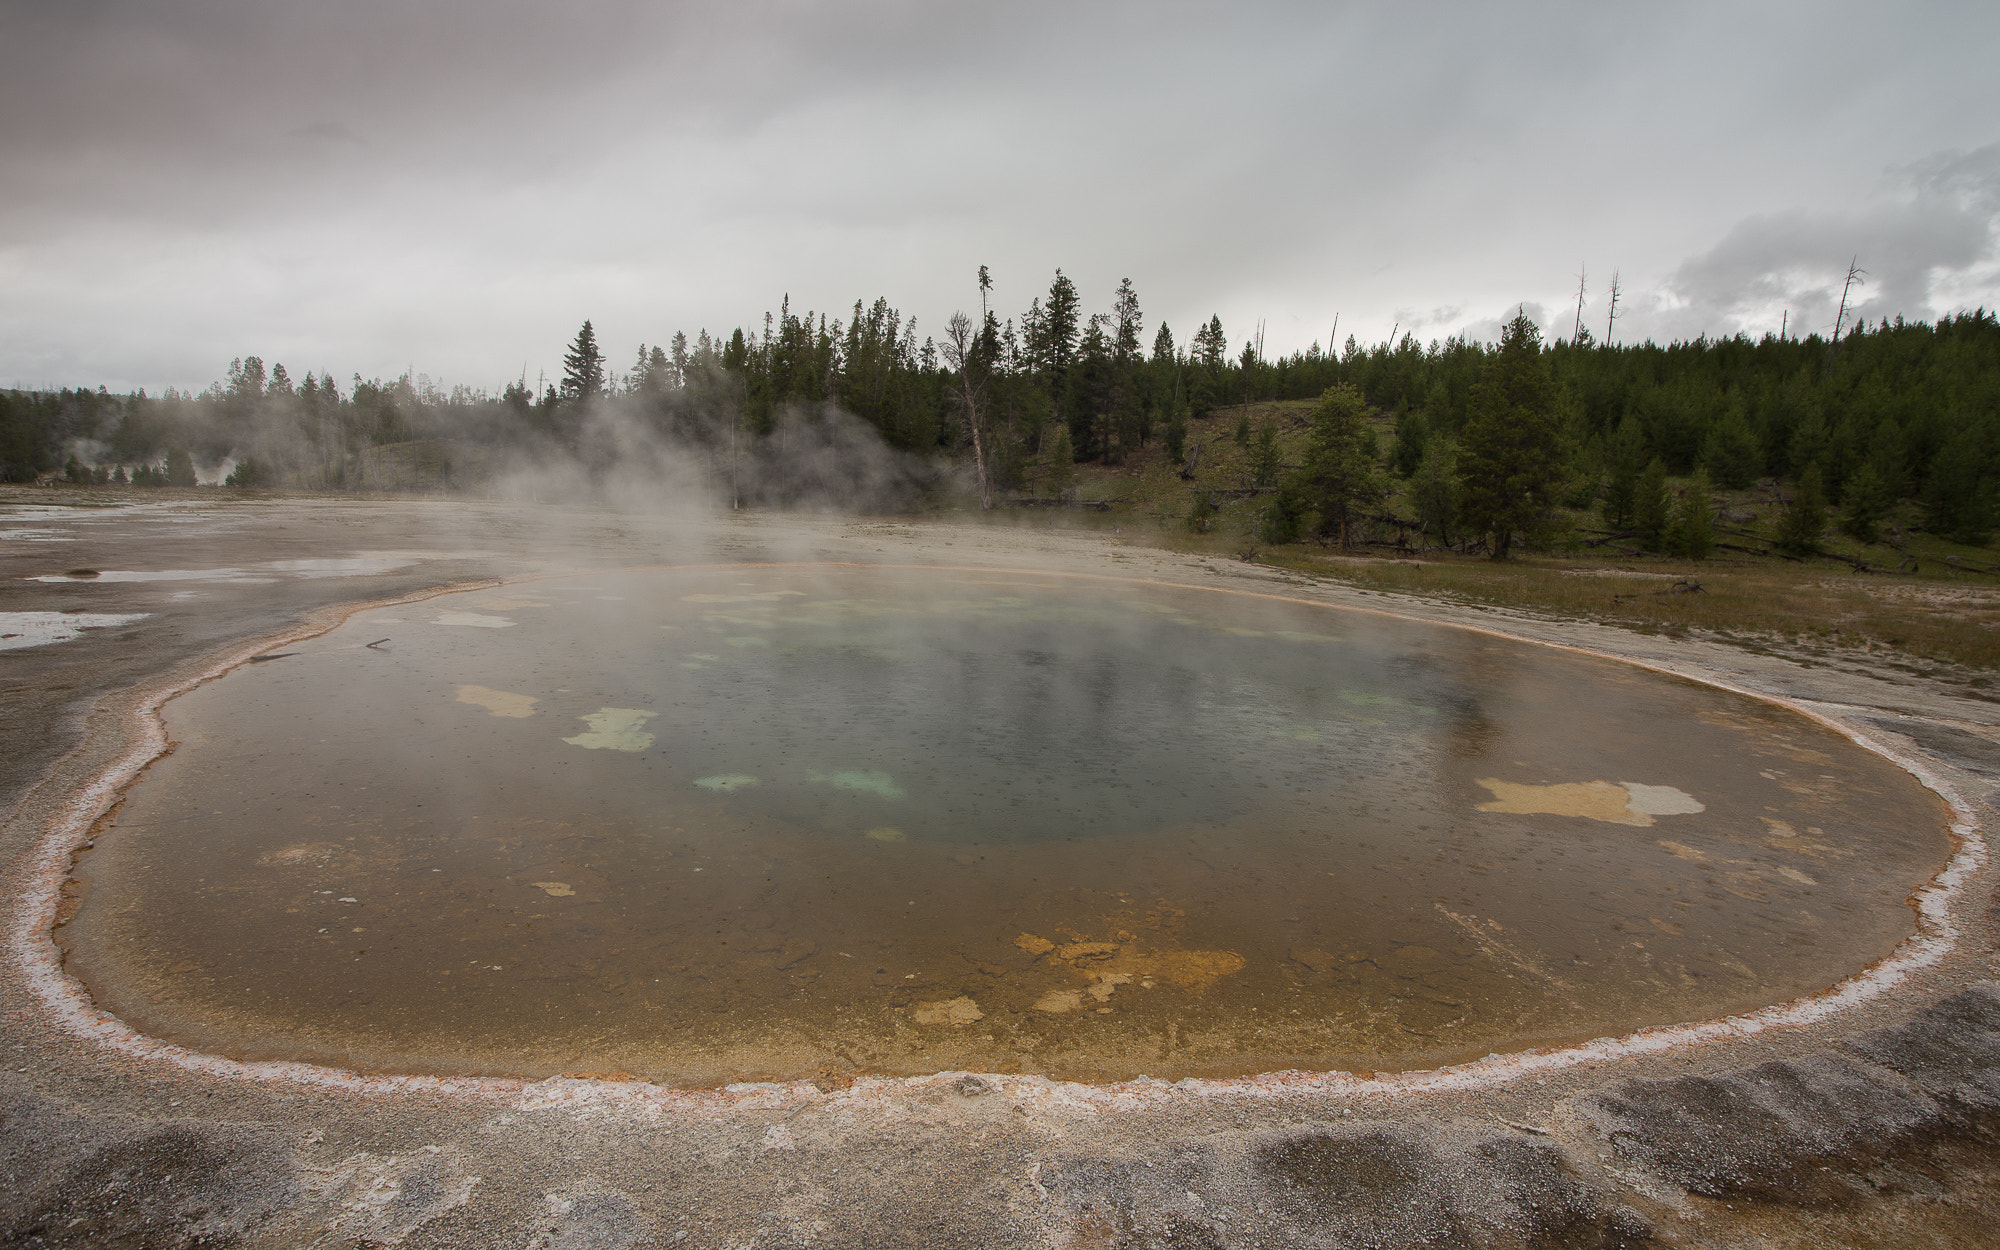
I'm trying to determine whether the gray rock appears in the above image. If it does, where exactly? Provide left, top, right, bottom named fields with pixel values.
left=0, top=1088, right=296, bottom=1248
left=528, top=1188, right=647, bottom=1250
left=1254, top=1125, right=1651, bottom=1249
left=1257, top=1127, right=1464, bottom=1242
left=1578, top=1055, right=1943, bottom=1204
left=1844, top=982, right=2000, bottom=1121
left=1864, top=718, right=2000, bottom=775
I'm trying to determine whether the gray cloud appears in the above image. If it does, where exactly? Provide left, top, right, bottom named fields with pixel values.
left=2, top=2, right=1997, bottom=390
left=1631, top=142, right=2000, bottom=344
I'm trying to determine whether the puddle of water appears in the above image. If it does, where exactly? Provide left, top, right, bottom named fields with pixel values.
left=0, top=611, right=150, bottom=650
left=433, top=611, right=515, bottom=629
left=23, top=552, right=440, bottom=584
left=259, top=555, right=431, bottom=578
left=61, top=567, right=1951, bottom=1086
left=26, top=568, right=272, bottom=583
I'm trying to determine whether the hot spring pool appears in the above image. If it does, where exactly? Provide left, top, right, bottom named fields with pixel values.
left=60, top=565, right=1952, bottom=1085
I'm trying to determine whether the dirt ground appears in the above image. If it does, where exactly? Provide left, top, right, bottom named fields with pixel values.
left=3, top=490, right=1998, bottom=1250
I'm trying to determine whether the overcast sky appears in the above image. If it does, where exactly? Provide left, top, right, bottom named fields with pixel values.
left=2, top=1, right=1996, bottom=393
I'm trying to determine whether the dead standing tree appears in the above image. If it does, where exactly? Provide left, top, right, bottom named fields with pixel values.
left=942, top=311, right=992, bottom=509
left=1825, top=256, right=1867, bottom=374
left=1571, top=264, right=1588, bottom=344
left=1178, top=440, right=1205, bottom=481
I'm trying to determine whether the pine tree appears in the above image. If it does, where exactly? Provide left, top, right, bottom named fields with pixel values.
left=1922, top=434, right=1990, bottom=544
left=1634, top=458, right=1671, bottom=550
left=1390, top=405, right=1428, bottom=477
left=1186, top=489, right=1217, bottom=533
left=1777, top=466, right=1827, bottom=556
left=1188, top=372, right=1217, bottom=419
left=1410, top=437, right=1458, bottom=546
left=1045, top=425, right=1075, bottom=497
left=1111, top=279, right=1143, bottom=363
left=1042, top=271, right=1080, bottom=376
left=1299, top=383, right=1379, bottom=546
left=1672, top=468, right=1715, bottom=559
left=561, top=320, right=606, bottom=403
left=1191, top=316, right=1226, bottom=372
left=1252, top=420, right=1282, bottom=487
left=1456, top=313, right=1560, bottom=559
left=1698, top=403, right=1762, bottom=489
left=1070, top=316, right=1113, bottom=460
left=1164, top=408, right=1187, bottom=464
left=1841, top=459, right=1892, bottom=543
left=1261, top=479, right=1309, bottom=544
left=1601, top=417, right=1645, bottom=529
left=1108, top=280, right=1145, bottom=458
left=227, top=356, right=266, bottom=401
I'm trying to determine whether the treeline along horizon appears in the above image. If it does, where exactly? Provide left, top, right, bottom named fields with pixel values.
left=4, top=268, right=1998, bottom=542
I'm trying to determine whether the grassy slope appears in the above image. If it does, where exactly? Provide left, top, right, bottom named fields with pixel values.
left=1015, top=400, right=2000, bottom=679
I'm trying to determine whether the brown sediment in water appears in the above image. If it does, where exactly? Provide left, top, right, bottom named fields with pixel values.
left=454, top=684, right=539, bottom=718
left=52, top=564, right=1955, bottom=1088
left=1472, top=778, right=1706, bottom=826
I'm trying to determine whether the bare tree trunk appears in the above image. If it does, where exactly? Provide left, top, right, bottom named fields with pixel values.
left=1179, top=441, right=1204, bottom=481
left=967, top=390, right=990, bottom=509
left=943, top=311, right=991, bottom=509
left=1826, top=256, right=1866, bottom=374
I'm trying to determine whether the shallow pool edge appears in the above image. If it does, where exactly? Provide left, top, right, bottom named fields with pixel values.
left=11, top=560, right=1987, bottom=1116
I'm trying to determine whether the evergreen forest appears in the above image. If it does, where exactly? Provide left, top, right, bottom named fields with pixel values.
left=5, top=269, right=1998, bottom=557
